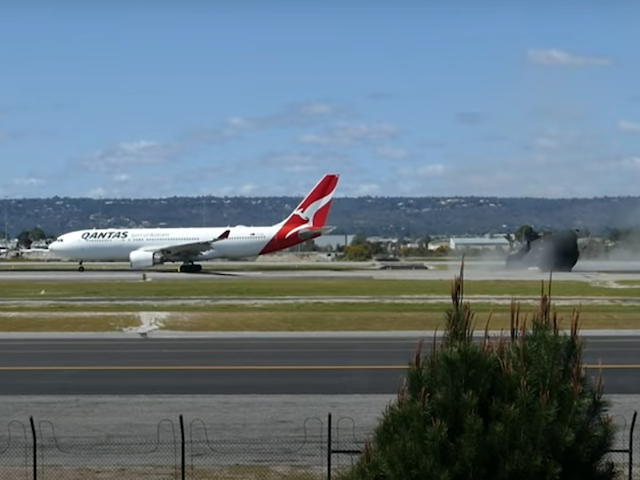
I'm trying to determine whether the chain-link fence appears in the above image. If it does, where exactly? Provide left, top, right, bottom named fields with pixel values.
left=0, top=411, right=636, bottom=480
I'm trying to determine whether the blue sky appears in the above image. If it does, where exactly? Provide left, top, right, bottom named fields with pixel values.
left=1, top=1, right=640, bottom=199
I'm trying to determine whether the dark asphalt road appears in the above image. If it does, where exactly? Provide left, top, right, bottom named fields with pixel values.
left=0, top=336, right=639, bottom=395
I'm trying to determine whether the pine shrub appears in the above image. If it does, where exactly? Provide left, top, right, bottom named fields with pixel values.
left=337, top=260, right=618, bottom=480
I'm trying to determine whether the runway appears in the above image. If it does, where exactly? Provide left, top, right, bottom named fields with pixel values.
left=3, top=258, right=640, bottom=281
left=1, top=336, right=639, bottom=395
left=4, top=267, right=640, bottom=282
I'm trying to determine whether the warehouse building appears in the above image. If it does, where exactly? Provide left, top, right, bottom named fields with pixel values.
left=449, top=236, right=510, bottom=251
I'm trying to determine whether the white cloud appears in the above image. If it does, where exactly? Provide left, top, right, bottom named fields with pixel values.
left=524, top=128, right=605, bottom=164
left=86, top=187, right=108, bottom=198
left=534, top=137, right=560, bottom=149
left=399, top=164, right=446, bottom=177
left=13, top=177, right=45, bottom=186
left=619, top=120, right=640, bottom=133
left=376, top=146, right=411, bottom=160
left=191, top=101, right=350, bottom=144
left=113, top=173, right=131, bottom=182
left=298, top=123, right=399, bottom=146
left=618, top=156, right=640, bottom=170
left=527, top=48, right=613, bottom=67
left=200, top=183, right=261, bottom=197
left=237, top=184, right=258, bottom=195
left=416, top=164, right=445, bottom=176
left=261, top=151, right=345, bottom=173
left=79, top=140, right=181, bottom=173
left=298, top=102, right=344, bottom=116
left=344, top=182, right=381, bottom=196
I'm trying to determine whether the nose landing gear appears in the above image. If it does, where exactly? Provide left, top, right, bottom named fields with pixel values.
left=78, top=260, right=84, bottom=272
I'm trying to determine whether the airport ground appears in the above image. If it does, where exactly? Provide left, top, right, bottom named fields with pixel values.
left=1, top=256, right=640, bottom=474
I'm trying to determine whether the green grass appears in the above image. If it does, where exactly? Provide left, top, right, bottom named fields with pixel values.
left=2, top=302, right=639, bottom=332
left=0, top=314, right=138, bottom=332
left=161, top=309, right=640, bottom=331
left=1, top=278, right=639, bottom=299
left=0, top=301, right=635, bottom=314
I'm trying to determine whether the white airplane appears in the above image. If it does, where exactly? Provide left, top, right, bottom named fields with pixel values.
left=49, top=173, right=340, bottom=273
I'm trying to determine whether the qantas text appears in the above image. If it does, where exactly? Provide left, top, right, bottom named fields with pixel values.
left=81, top=231, right=129, bottom=240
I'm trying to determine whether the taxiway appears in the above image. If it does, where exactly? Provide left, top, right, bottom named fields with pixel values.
left=0, top=336, right=638, bottom=395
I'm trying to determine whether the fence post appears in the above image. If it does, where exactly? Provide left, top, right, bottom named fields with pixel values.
left=29, top=416, right=37, bottom=480
left=179, top=414, right=185, bottom=480
left=327, top=413, right=332, bottom=480
left=629, top=411, right=637, bottom=480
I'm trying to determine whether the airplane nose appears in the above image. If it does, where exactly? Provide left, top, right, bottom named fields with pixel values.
left=49, top=239, right=63, bottom=253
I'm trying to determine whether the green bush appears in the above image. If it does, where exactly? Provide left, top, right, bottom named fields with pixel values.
left=338, top=261, right=618, bottom=480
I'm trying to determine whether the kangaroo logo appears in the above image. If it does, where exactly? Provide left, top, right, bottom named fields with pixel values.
left=284, top=188, right=335, bottom=239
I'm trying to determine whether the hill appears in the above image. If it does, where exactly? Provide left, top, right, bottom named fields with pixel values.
left=2, top=195, right=640, bottom=238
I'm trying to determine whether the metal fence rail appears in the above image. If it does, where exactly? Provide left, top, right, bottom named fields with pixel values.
left=0, top=411, right=636, bottom=480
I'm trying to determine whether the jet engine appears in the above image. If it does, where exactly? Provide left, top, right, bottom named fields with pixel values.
left=129, top=250, right=162, bottom=270
left=505, top=229, right=580, bottom=272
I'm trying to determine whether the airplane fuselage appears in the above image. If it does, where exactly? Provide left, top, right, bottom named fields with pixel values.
left=48, top=173, right=340, bottom=272
left=51, top=225, right=282, bottom=263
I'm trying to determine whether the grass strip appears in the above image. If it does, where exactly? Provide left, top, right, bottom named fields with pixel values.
left=2, top=279, right=638, bottom=298
left=0, top=302, right=636, bottom=314
left=160, top=310, right=640, bottom=331
left=1, top=304, right=639, bottom=331
left=0, top=314, right=139, bottom=332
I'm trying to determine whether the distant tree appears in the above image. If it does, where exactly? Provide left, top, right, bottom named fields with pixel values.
left=342, top=244, right=372, bottom=261
left=17, top=230, right=32, bottom=249
left=337, top=264, right=618, bottom=480
left=419, top=235, right=432, bottom=248
left=514, top=224, right=539, bottom=243
left=29, top=227, right=46, bottom=242
left=607, top=228, right=622, bottom=242
left=298, top=239, right=319, bottom=252
left=350, top=235, right=369, bottom=246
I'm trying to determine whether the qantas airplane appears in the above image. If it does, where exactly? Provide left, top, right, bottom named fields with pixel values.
left=49, top=173, right=339, bottom=273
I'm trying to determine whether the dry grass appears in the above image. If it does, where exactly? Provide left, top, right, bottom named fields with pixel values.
left=0, top=465, right=325, bottom=480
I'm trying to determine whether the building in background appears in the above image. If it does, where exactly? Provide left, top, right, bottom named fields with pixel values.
left=449, top=236, right=510, bottom=251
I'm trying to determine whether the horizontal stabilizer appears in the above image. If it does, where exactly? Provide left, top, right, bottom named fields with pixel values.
left=297, top=225, right=336, bottom=240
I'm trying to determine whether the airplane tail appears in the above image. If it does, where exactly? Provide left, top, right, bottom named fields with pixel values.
left=276, top=173, right=339, bottom=228
left=259, top=174, right=340, bottom=254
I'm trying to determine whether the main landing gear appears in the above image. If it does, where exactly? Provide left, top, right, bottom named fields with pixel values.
left=179, top=262, right=202, bottom=273
left=78, top=260, right=84, bottom=272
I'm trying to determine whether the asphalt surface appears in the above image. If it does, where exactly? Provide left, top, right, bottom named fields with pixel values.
left=1, top=336, right=640, bottom=395
left=3, top=258, right=640, bottom=281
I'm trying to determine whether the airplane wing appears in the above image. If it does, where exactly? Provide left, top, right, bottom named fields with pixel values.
left=140, top=229, right=230, bottom=261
